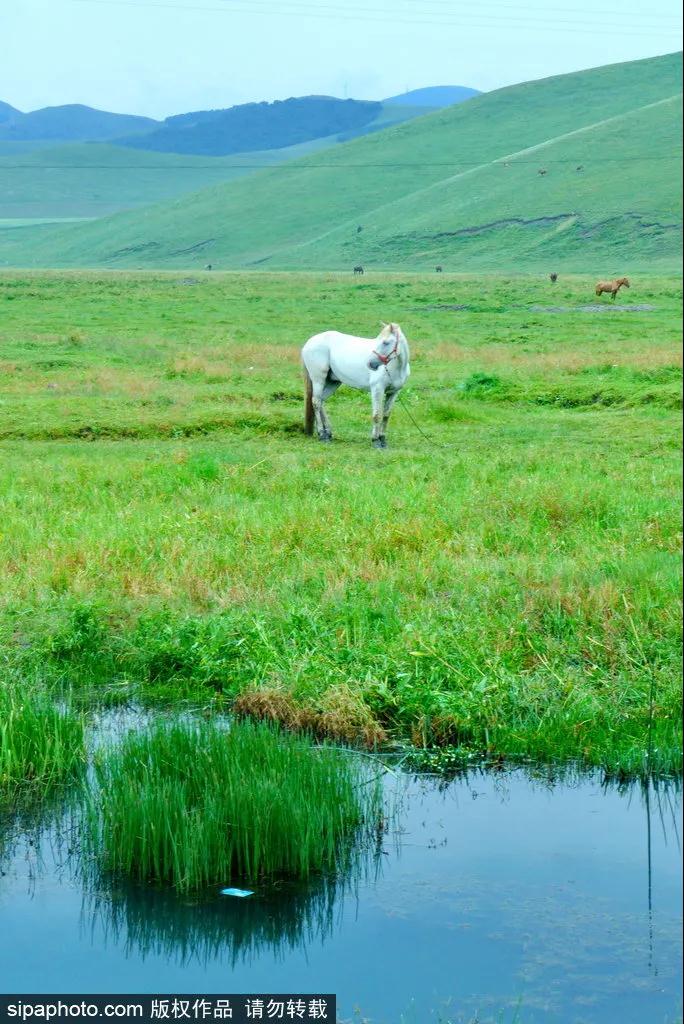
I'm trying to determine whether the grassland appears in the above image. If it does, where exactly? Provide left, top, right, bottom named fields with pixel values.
left=0, top=137, right=338, bottom=222
left=1, top=52, right=679, bottom=271
left=0, top=270, right=681, bottom=776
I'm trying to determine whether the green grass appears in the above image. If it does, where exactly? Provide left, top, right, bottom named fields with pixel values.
left=0, top=137, right=341, bottom=222
left=0, top=270, right=681, bottom=776
left=0, top=52, right=679, bottom=270
left=85, top=719, right=383, bottom=891
left=0, top=686, right=86, bottom=803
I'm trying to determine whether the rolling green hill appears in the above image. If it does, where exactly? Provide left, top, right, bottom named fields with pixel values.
left=0, top=103, right=433, bottom=222
left=0, top=136, right=339, bottom=220
left=384, top=85, right=481, bottom=107
left=1, top=52, right=680, bottom=271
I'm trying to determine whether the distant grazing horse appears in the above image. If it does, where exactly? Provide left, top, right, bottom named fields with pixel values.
left=576, top=165, right=584, bottom=172
left=204, top=264, right=213, bottom=270
left=538, top=168, right=548, bottom=176
left=549, top=272, right=558, bottom=283
left=302, top=322, right=410, bottom=448
left=595, top=277, right=630, bottom=299
left=353, top=265, right=364, bottom=275
left=435, top=265, right=443, bottom=273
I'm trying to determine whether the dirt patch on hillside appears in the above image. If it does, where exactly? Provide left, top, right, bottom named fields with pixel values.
left=531, top=304, right=656, bottom=313
left=414, top=304, right=470, bottom=312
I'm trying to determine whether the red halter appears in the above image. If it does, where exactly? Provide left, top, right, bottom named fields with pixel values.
left=372, top=334, right=399, bottom=366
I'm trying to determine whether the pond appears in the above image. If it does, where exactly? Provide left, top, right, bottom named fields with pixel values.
left=0, top=709, right=681, bottom=1024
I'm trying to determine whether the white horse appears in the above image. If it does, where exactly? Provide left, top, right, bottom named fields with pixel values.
left=301, top=322, right=410, bottom=448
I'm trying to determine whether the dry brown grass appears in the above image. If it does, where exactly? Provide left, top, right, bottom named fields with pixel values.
left=233, top=684, right=387, bottom=749
left=170, top=345, right=301, bottom=377
left=430, top=341, right=682, bottom=374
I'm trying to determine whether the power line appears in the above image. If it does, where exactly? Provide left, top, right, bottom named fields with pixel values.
left=69, top=0, right=682, bottom=37
left=276, top=0, right=681, bottom=19
left=208, top=0, right=683, bottom=29
left=1, top=154, right=681, bottom=169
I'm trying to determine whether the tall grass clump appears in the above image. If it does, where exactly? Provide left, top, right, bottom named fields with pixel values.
left=85, top=719, right=383, bottom=892
left=0, top=687, right=86, bottom=803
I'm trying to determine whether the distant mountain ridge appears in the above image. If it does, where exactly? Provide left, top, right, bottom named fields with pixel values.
left=0, top=100, right=20, bottom=124
left=384, top=85, right=481, bottom=107
left=0, top=103, right=159, bottom=141
left=116, top=96, right=383, bottom=156
left=0, top=85, right=480, bottom=152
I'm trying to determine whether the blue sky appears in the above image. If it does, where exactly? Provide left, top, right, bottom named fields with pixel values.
left=2, top=0, right=681, bottom=118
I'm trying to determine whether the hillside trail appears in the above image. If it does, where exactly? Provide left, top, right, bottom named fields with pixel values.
left=283, top=93, right=682, bottom=257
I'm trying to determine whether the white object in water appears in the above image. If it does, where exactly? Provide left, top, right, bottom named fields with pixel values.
left=220, top=887, right=254, bottom=898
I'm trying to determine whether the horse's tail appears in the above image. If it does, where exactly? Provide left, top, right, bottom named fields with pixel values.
left=303, top=367, right=314, bottom=435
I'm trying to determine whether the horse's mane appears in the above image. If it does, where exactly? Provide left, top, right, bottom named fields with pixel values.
left=378, top=322, right=403, bottom=341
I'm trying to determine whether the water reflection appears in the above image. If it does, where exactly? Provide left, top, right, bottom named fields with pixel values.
left=82, top=870, right=364, bottom=969
left=73, top=768, right=683, bottom=994
left=0, top=794, right=79, bottom=892
left=641, top=776, right=682, bottom=978
left=0, top=763, right=681, bottom=1024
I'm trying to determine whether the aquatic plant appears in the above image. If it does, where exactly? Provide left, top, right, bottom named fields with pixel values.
left=85, top=719, right=384, bottom=891
left=0, top=687, right=86, bottom=803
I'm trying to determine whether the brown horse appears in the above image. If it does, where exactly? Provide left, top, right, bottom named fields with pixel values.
left=549, top=272, right=558, bottom=283
left=353, top=265, right=364, bottom=275
left=595, top=277, right=630, bottom=299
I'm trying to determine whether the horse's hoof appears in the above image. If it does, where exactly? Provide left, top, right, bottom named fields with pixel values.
left=372, top=437, right=387, bottom=449
left=318, top=432, right=333, bottom=442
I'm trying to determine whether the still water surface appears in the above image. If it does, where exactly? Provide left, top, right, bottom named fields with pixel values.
left=0, top=711, right=681, bottom=1024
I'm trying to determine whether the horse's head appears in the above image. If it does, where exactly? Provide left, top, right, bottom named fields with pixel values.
left=369, top=322, right=405, bottom=370
left=619, top=277, right=630, bottom=288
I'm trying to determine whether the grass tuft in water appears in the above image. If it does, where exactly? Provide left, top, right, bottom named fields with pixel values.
left=0, top=687, right=86, bottom=804
left=85, top=718, right=383, bottom=892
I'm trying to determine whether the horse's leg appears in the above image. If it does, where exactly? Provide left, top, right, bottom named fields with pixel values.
left=317, top=400, right=333, bottom=440
left=379, top=389, right=399, bottom=447
left=370, top=382, right=386, bottom=448
left=319, top=379, right=340, bottom=440
left=309, top=373, right=332, bottom=441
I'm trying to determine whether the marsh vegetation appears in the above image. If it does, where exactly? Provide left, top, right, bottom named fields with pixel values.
left=84, top=719, right=383, bottom=891
left=0, top=686, right=85, bottom=804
